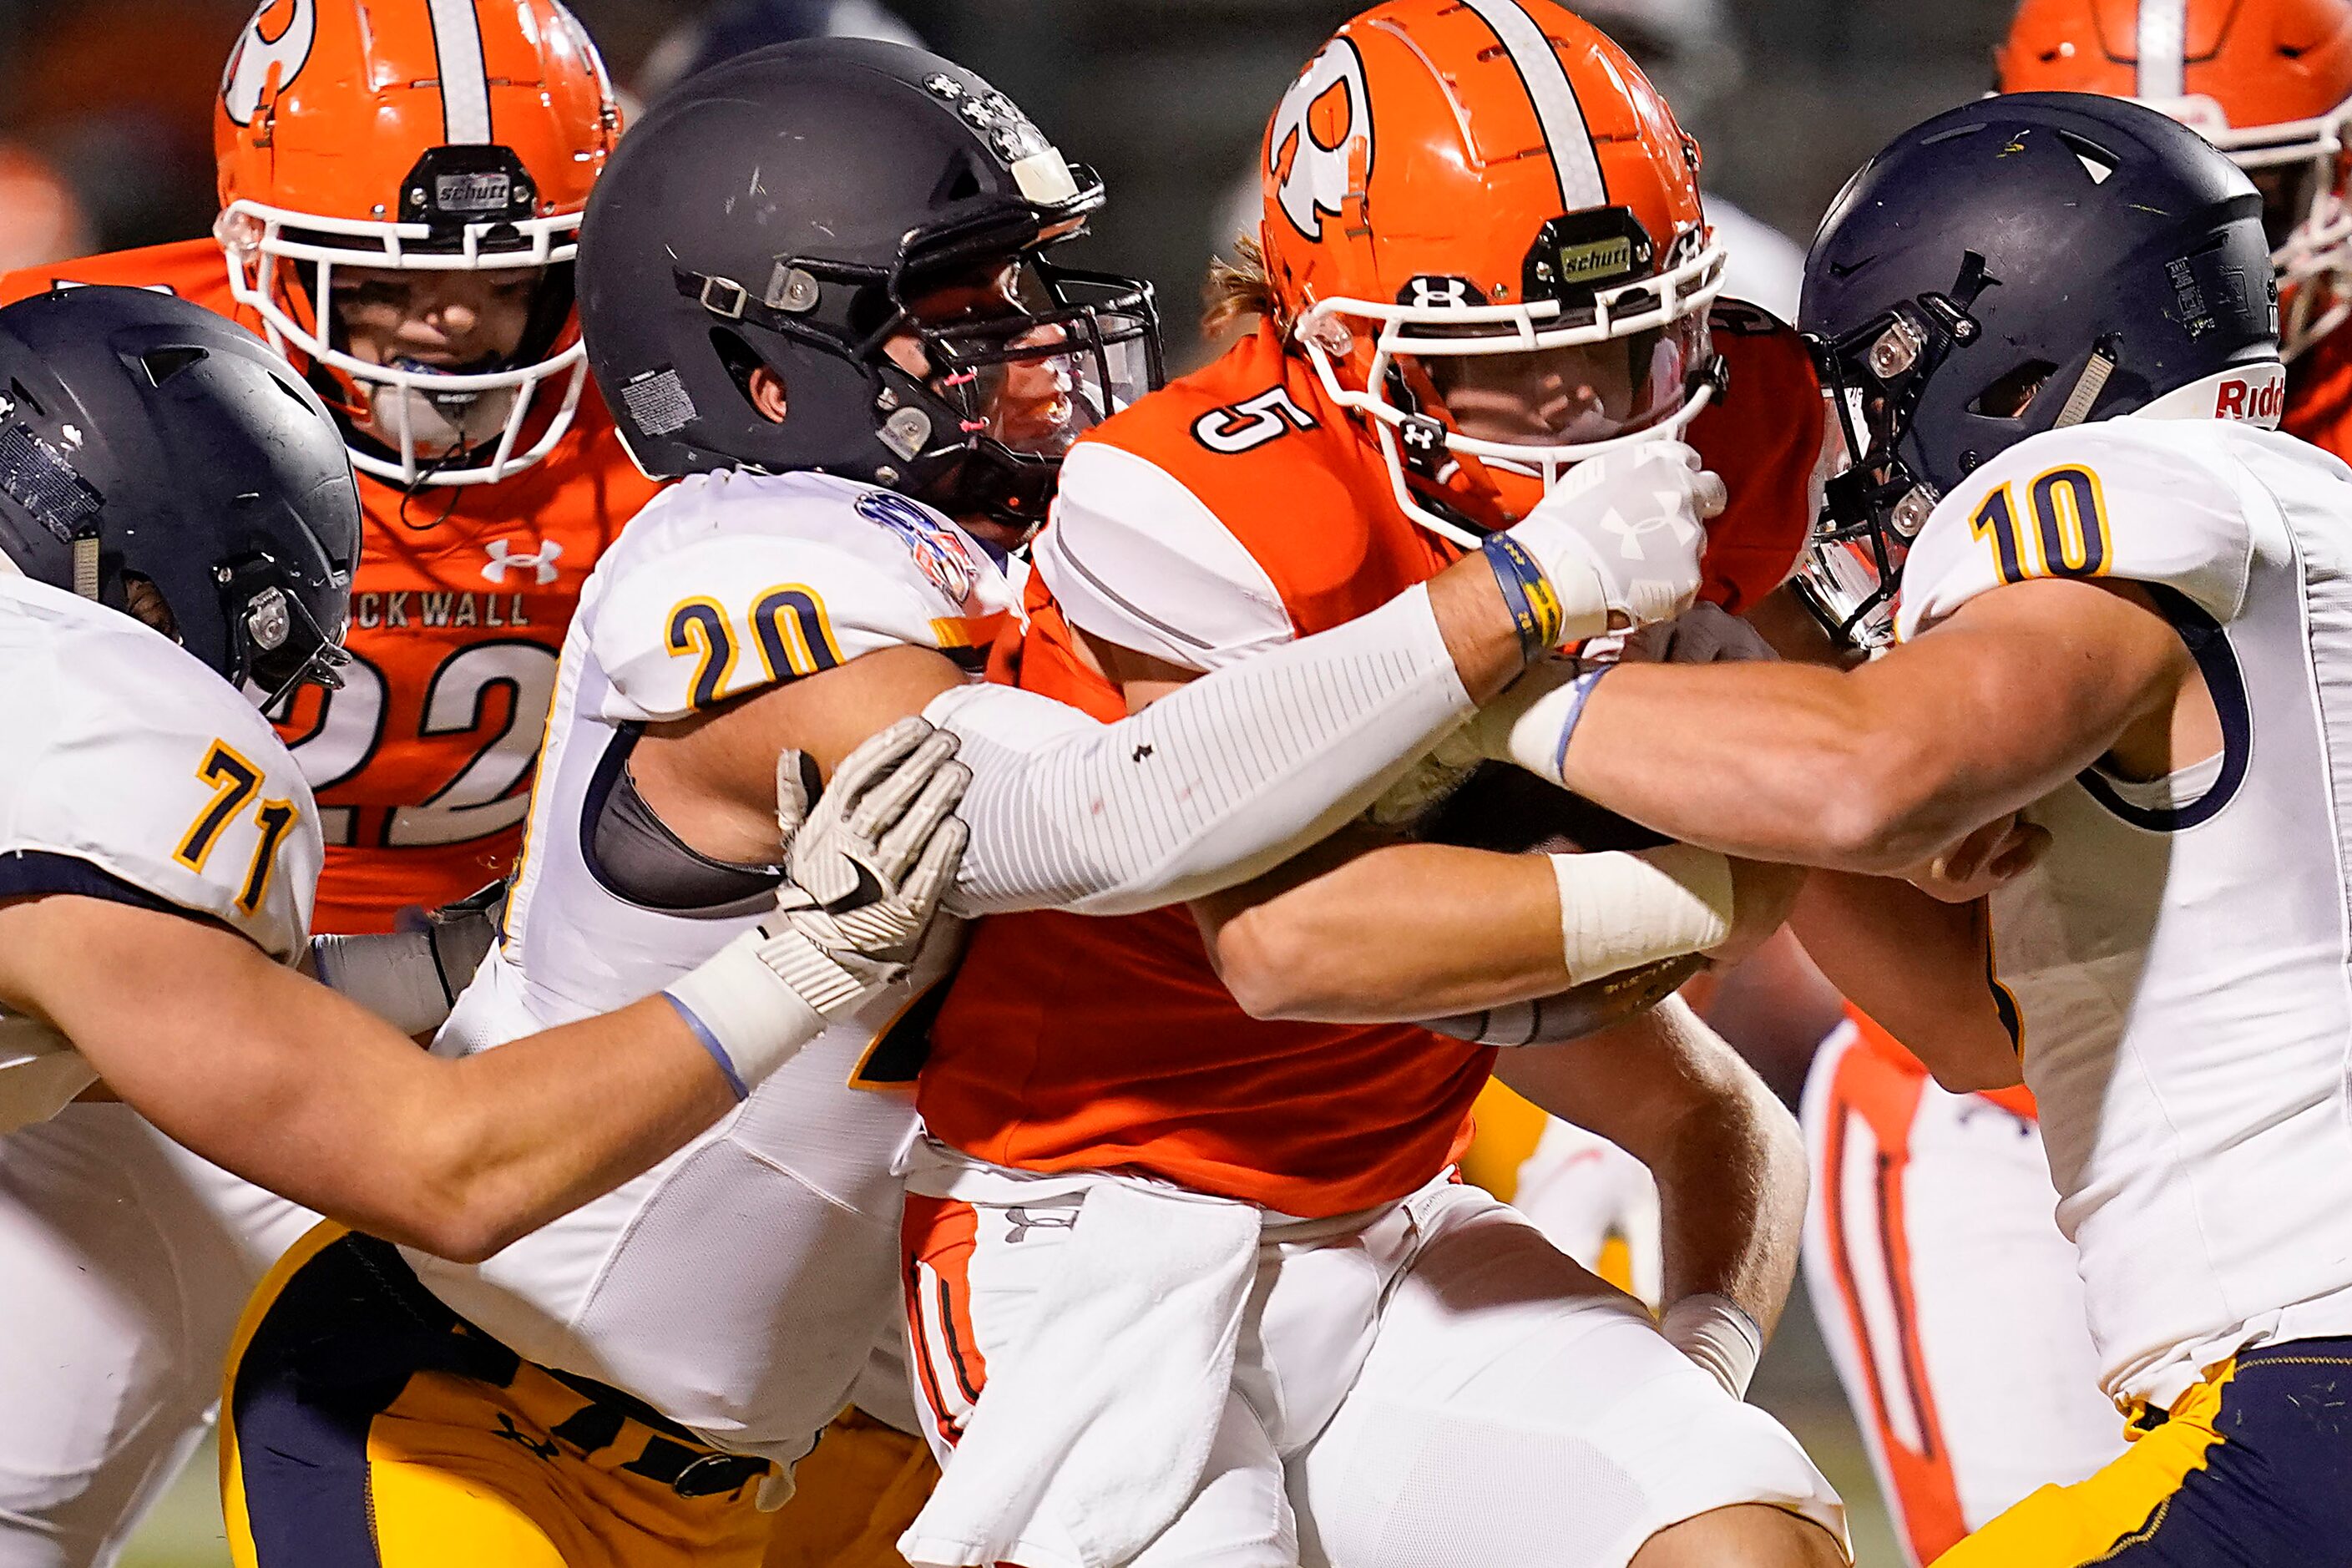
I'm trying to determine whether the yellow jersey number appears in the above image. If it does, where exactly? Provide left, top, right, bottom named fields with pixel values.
left=1969, top=463, right=2112, bottom=585
left=175, top=741, right=300, bottom=913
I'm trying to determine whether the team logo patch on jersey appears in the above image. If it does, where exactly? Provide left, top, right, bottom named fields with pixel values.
left=481, top=538, right=564, bottom=586
left=220, top=0, right=318, bottom=128
left=1269, top=37, right=1370, bottom=243
left=853, top=491, right=982, bottom=602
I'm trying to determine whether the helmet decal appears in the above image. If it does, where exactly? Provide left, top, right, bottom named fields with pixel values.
left=1269, top=38, right=1370, bottom=243
left=1457, top=0, right=1608, bottom=210
left=220, top=0, right=318, bottom=128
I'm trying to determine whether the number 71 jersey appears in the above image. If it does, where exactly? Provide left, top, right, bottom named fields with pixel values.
left=0, top=576, right=317, bottom=1133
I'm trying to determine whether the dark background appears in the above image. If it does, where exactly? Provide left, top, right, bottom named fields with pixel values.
left=0, top=0, right=2017, bottom=366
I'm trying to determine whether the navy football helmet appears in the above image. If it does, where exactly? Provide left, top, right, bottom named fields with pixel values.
left=0, top=286, right=360, bottom=701
left=1793, top=93, right=2278, bottom=648
left=578, top=38, right=1163, bottom=539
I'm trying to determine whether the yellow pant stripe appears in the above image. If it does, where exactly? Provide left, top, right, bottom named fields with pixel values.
left=1933, top=1361, right=2238, bottom=1567
left=219, top=1220, right=350, bottom=1568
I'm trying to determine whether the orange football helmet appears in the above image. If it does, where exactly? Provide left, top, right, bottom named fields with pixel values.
left=1257, top=0, right=1726, bottom=544
left=1999, top=0, right=2352, bottom=358
left=214, top=0, right=620, bottom=486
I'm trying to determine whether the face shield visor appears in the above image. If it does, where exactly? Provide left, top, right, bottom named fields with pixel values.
left=1417, top=310, right=1713, bottom=448
left=921, top=271, right=1160, bottom=462
left=891, top=258, right=1163, bottom=533
left=1293, top=209, right=1728, bottom=548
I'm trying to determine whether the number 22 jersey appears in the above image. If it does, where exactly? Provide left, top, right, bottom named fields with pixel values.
left=0, top=239, right=662, bottom=933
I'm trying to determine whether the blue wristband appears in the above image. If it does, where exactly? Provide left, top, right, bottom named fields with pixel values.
left=1551, top=663, right=1615, bottom=779
left=1480, top=533, right=1563, bottom=659
left=660, top=992, right=751, bottom=1101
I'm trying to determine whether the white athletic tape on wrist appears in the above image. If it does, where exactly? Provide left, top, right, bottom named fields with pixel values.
left=659, top=926, right=838, bottom=1099
left=1490, top=660, right=1611, bottom=784
left=310, top=930, right=456, bottom=1039
left=1549, top=843, right=1734, bottom=985
left=1661, top=1292, right=1765, bottom=1401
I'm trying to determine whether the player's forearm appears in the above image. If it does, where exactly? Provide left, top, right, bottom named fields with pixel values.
left=933, top=584, right=1499, bottom=917
left=378, top=1000, right=736, bottom=1259
left=1790, top=871, right=2024, bottom=1093
left=1552, top=660, right=1950, bottom=871
left=1196, top=837, right=1566, bottom=1021
left=1495, top=999, right=1803, bottom=1336
left=1646, top=1058, right=1807, bottom=1338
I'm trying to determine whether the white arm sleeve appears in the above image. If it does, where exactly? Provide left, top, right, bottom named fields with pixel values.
left=927, top=583, right=1472, bottom=916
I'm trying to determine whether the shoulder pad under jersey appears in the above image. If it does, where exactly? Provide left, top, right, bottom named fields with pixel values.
left=0, top=578, right=319, bottom=961
left=1033, top=440, right=1299, bottom=672
left=589, top=470, right=1018, bottom=722
left=1897, top=420, right=2257, bottom=641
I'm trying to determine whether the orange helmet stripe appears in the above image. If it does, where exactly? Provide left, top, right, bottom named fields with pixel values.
left=2138, top=0, right=2188, bottom=99
left=425, top=0, right=493, bottom=143
left=1458, top=0, right=1607, bottom=211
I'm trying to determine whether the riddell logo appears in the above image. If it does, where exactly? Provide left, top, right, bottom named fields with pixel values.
left=2215, top=375, right=2285, bottom=422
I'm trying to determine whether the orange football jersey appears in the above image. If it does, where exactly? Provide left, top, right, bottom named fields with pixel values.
left=919, top=314, right=1822, bottom=1218
left=0, top=239, right=661, bottom=933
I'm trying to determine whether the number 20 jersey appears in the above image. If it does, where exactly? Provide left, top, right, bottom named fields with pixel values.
left=413, top=469, right=1014, bottom=1462
left=0, top=239, right=663, bottom=934
left=0, top=575, right=317, bottom=1133
left=1894, top=407, right=2352, bottom=1411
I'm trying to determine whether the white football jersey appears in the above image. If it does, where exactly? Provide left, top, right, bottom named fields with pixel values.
left=0, top=576, right=318, bottom=1133
left=416, top=469, right=1014, bottom=1469
left=1895, top=412, right=2352, bottom=1409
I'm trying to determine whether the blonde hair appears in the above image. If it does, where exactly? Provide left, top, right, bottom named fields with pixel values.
left=1201, top=234, right=1287, bottom=341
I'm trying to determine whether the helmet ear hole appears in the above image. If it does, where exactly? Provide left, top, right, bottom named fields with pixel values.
left=1970, top=358, right=2059, bottom=418
left=710, top=327, right=771, bottom=407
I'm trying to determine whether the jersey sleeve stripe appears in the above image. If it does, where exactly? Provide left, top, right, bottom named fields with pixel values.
left=0, top=850, right=195, bottom=920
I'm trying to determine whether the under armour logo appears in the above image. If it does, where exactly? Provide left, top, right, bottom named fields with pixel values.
left=493, top=1414, right=559, bottom=1461
left=1402, top=276, right=1482, bottom=311
left=1601, top=502, right=1701, bottom=559
left=1004, top=1206, right=1078, bottom=1244
left=483, top=538, right=564, bottom=586
left=1132, top=744, right=1154, bottom=762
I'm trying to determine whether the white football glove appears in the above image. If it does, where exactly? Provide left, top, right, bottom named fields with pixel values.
left=1500, top=439, right=1725, bottom=648
left=663, top=718, right=971, bottom=1096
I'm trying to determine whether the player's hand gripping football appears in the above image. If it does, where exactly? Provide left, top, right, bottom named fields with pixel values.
left=661, top=719, right=969, bottom=1094
left=1490, top=439, right=1726, bottom=650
